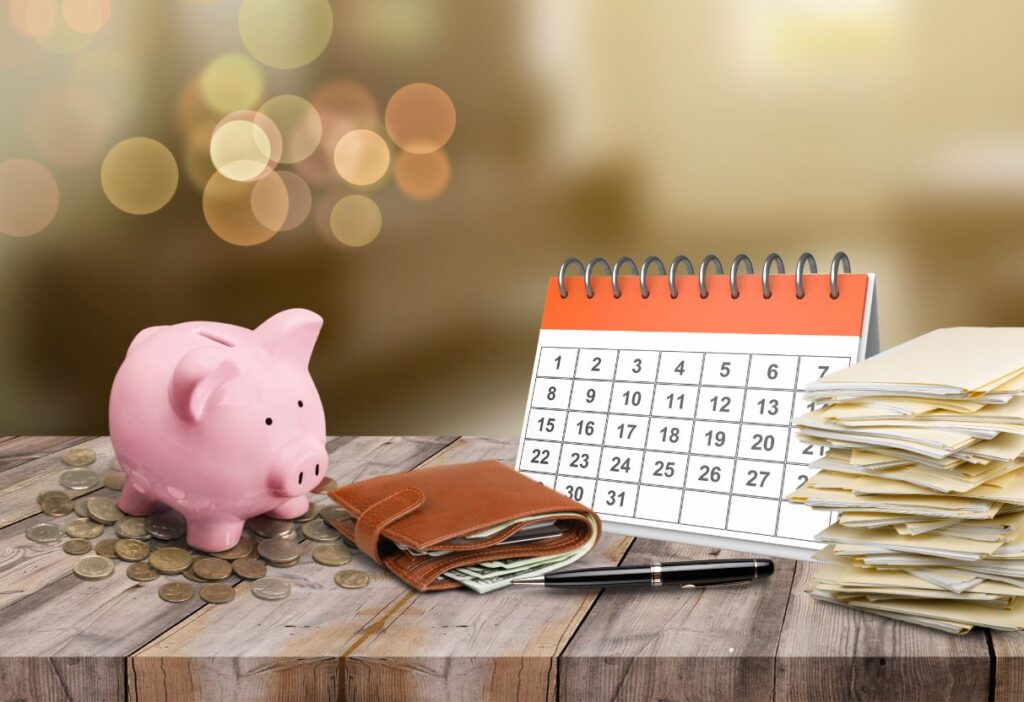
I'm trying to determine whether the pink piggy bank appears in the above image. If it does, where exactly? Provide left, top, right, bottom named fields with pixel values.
left=109, top=308, right=329, bottom=552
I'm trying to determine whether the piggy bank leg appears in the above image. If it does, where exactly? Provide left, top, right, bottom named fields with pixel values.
left=117, top=481, right=165, bottom=516
left=184, top=517, right=244, bottom=553
left=265, top=495, right=310, bottom=520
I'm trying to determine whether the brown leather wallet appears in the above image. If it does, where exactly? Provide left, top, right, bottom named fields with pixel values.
left=326, top=461, right=601, bottom=592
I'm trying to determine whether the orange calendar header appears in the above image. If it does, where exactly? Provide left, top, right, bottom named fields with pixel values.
left=541, top=274, right=869, bottom=337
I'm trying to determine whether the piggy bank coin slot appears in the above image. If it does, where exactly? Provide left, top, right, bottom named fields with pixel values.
left=195, top=329, right=236, bottom=347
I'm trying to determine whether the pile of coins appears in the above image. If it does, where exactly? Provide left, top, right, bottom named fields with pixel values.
left=27, top=446, right=370, bottom=605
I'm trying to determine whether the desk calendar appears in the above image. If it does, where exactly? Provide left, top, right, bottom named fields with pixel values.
left=515, top=253, right=878, bottom=560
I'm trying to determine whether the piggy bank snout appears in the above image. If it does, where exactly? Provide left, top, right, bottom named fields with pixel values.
left=269, top=439, right=329, bottom=498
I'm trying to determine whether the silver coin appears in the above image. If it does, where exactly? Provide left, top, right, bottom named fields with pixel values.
left=293, top=504, right=319, bottom=523
left=86, top=496, right=124, bottom=525
left=26, top=522, right=63, bottom=543
left=73, top=499, right=91, bottom=517
left=145, top=512, right=186, bottom=540
left=301, top=520, right=341, bottom=542
left=251, top=577, right=291, bottom=601
left=319, top=505, right=351, bottom=524
left=257, top=537, right=301, bottom=564
left=249, top=516, right=294, bottom=539
left=115, top=517, right=150, bottom=540
left=59, top=468, right=100, bottom=491
left=73, top=555, right=114, bottom=580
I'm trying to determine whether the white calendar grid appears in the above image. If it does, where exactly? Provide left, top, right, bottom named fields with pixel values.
left=515, top=330, right=859, bottom=553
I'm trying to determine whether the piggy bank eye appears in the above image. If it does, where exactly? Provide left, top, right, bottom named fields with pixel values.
left=297, top=400, right=304, bottom=408
left=265, top=417, right=273, bottom=426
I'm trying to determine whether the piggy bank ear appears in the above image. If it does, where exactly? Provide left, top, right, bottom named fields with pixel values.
left=255, top=308, right=322, bottom=367
left=170, top=346, right=241, bottom=422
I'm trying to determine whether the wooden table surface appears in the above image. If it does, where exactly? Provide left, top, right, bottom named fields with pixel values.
left=0, top=435, right=1017, bottom=701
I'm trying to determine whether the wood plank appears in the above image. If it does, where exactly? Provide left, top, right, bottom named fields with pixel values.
left=341, top=437, right=632, bottom=702
left=559, top=540, right=795, bottom=702
left=0, top=436, right=445, bottom=702
left=0, top=435, right=93, bottom=474
left=0, top=436, right=114, bottom=530
left=987, top=628, right=1024, bottom=700
left=775, top=561, right=990, bottom=702
left=128, top=435, right=459, bottom=702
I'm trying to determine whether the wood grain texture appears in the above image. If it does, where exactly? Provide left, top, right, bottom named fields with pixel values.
left=0, top=436, right=113, bottom=529
left=560, top=540, right=795, bottom=702
left=341, top=437, right=634, bottom=702
left=775, top=561, right=991, bottom=702
left=989, top=629, right=1024, bottom=701
left=0, top=436, right=412, bottom=702
left=0, top=435, right=93, bottom=474
left=129, top=435, right=458, bottom=702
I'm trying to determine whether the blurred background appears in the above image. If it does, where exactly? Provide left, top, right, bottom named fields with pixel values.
left=2, top=0, right=1024, bottom=436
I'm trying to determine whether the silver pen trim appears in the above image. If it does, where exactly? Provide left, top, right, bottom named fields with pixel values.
left=650, top=561, right=662, bottom=587
left=511, top=575, right=546, bottom=585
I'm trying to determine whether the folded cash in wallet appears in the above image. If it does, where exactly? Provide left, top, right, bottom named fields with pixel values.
left=326, top=461, right=600, bottom=592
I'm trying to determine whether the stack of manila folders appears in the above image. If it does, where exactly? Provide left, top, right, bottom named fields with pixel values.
left=790, top=328, right=1024, bottom=634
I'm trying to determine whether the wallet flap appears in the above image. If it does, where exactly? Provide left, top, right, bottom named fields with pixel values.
left=330, top=461, right=592, bottom=550
left=354, top=488, right=425, bottom=564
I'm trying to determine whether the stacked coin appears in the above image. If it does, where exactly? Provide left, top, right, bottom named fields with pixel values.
left=257, top=538, right=301, bottom=567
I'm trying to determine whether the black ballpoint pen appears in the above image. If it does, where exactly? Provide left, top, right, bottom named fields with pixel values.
left=511, top=558, right=774, bottom=588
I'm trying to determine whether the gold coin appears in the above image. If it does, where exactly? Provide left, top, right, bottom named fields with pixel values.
left=74, top=555, right=114, bottom=580
left=63, top=538, right=93, bottom=555
left=312, top=477, right=337, bottom=495
left=115, top=538, right=150, bottom=562
left=251, top=577, right=291, bottom=601
left=73, top=499, right=91, bottom=517
left=232, top=557, right=266, bottom=580
left=86, top=496, right=124, bottom=525
left=182, top=566, right=208, bottom=583
left=59, top=468, right=100, bottom=491
left=61, top=446, right=97, bottom=467
left=209, top=535, right=255, bottom=560
left=126, top=561, right=159, bottom=582
left=102, top=471, right=124, bottom=491
left=200, top=583, right=235, bottom=604
left=257, top=537, right=301, bottom=564
left=37, top=489, right=69, bottom=506
left=158, top=582, right=194, bottom=603
left=193, top=557, right=232, bottom=581
left=249, top=516, right=293, bottom=539
left=115, top=517, right=149, bottom=540
left=40, top=493, right=73, bottom=517
left=334, top=569, right=370, bottom=589
left=26, top=522, right=63, bottom=543
left=144, top=512, right=186, bottom=540
left=319, top=505, right=351, bottom=524
left=312, top=543, right=351, bottom=567
left=94, top=538, right=119, bottom=558
left=301, top=520, right=340, bottom=542
left=270, top=556, right=300, bottom=569
left=65, top=518, right=104, bottom=539
left=293, top=504, right=319, bottom=522
left=150, top=546, right=192, bottom=574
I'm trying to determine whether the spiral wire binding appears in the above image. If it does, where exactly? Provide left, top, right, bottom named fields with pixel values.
left=559, top=252, right=852, bottom=300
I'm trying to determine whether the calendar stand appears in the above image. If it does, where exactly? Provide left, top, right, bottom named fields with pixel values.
left=515, top=253, right=878, bottom=560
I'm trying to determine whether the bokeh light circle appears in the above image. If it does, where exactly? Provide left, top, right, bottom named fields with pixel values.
left=239, top=0, right=332, bottom=70
left=253, top=170, right=310, bottom=231
left=203, top=170, right=287, bottom=246
left=0, top=159, right=59, bottom=237
left=385, top=83, right=456, bottom=154
left=333, top=130, right=390, bottom=186
left=394, top=150, right=451, bottom=201
left=329, top=195, right=382, bottom=247
left=11, top=0, right=56, bottom=38
left=312, top=80, right=380, bottom=159
left=101, top=138, right=179, bottom=215
left=210, top=110, right=282, bottom=182
left=258, top=95, right=322, bottom=164
left=199, top=53, right=264, bottom=115
left=61, top=0, right=110, bottom=33
left=30, top=88, right=110, bottom=167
